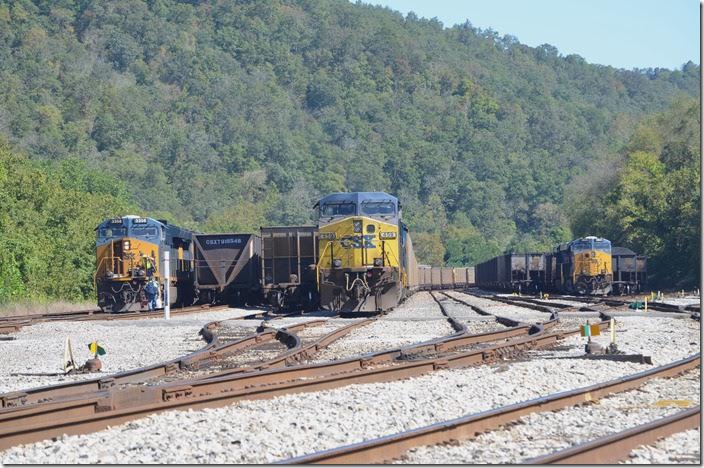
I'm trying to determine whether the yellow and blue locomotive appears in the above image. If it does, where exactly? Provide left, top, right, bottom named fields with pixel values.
left=314, top=192, right=417, bottom=312
left=548, top=236, right=613, bottom=295
left=95, top=216, right=195, bottom=312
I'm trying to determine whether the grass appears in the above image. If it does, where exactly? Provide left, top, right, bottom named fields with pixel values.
left=0, top=299, right=96, bottom=318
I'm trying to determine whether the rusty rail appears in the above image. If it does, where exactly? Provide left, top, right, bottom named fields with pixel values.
left=0, top=303, right=236, bottom=335
left=525, top=406, right=701, bottom=464
left=279, top=353, right=700, bottom=464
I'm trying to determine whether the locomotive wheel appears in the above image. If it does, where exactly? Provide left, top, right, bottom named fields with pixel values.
left=576, top=280, right=589, bottom=295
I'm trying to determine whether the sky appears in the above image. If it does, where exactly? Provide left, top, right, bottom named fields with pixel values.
left=363, top=0, right=699, bottom=70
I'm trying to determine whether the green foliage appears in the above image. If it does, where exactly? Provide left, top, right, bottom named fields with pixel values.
left=0, top=0, right=699, bottom=289
left=568, top=98, right=700, bottom=288
left=0, top=140, right=134, bottom=303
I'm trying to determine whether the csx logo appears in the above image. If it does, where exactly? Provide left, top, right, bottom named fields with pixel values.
left=340, top=235, right=376, bottom=249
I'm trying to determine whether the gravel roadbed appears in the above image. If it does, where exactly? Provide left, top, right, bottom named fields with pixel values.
left=623, top=428, right=700, bottom=464
left=449, top=291, right=551, bottom=323
left=310, top=293, right=454, bottom=362
left=398, top=369, right=700, bottom=463
left=0, top=308, right=259, bottom=394
left=1, top=309, right=697, bottom=464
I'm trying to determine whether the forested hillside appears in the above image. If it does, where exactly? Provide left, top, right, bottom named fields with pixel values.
left=0, top=0, right=699, bottom=302
left=568, top=97, right=700, bottom=289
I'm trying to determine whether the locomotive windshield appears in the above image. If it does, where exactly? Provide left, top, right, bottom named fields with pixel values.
left=320, top=202, right=356, bottom=217
left=131, top=227, right=159, bottom=238
left=98, top=227, right=127, bottom=240
left=572, top=238, right=611, bottom=253
left=360, top=201, right=395, bottom=216
left=593, top=239, right=611, bottom=252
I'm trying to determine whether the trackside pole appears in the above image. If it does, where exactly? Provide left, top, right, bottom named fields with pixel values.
left=164, top=250, right=170, bottom=320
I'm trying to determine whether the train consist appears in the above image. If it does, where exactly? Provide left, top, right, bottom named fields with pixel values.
left=475, top=236, right=647, bottom=296
left=94, top=192, right=476, bottom=314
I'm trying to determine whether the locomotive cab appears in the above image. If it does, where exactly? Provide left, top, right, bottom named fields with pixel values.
left=315, top=192, right=404, bottom=313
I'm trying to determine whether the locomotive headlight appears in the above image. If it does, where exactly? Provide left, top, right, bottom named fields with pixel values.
left=332, top=259, right=342, bottom=268
left=353, top=220, right=362, bottom=233
left=123, top=240, right=131, bottom=250
left=319, top=232, right=336, bottom=240
left=379, top=231, right=396, bottom=239
left=366, top=224, right=376, bottom=233
left=373, top=257, right=383, bottom=267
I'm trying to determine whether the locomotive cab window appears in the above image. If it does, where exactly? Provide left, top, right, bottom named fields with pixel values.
left=131, top=227, right=158, bottom=238
left=320, top=202, right=356, bottom=217
left=97, top=227, right=126, bottom=240
left=593, top=240, right=611, bottom=253
left=360, top=201, right=395, bottom=216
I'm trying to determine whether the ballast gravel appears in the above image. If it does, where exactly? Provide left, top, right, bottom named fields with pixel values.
left=398, top=369, right=700, bottom=464
left=448, top=291, right=550, bottom=323
left=624, top=428, right=701, bottom=464
left=0, top=307, right=262, bottom=394
left=2, top=311, right=698, bottom=465
left=311, top=292, right=454, bottom=362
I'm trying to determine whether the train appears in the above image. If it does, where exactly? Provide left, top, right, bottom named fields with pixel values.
left=94, top=192, right=476, bottom=314
left=474, top=236, right=647, bottom=296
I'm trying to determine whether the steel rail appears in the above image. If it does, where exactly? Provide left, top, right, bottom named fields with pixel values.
left=428, top=291, right=468, bottom=334
left=524, top=406, right=701, bottom=464
left=0, top=320, right=587, bottom=450
left=0, top=318, right=328, bottom=408
left=278, top=354, right=701, bottom=464
left=439, top=291, right=553, bottom=330
left=0, top=303, right=237, bottom=334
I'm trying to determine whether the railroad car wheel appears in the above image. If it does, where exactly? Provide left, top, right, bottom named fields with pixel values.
left=576, top=279, right=589, bottom=295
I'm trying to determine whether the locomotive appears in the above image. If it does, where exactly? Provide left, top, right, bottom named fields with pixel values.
left=548, top=236, right=613, bottom=295
left=314, top=192, right=415, bottom=312
left=95, top=216, right=195, bottom=312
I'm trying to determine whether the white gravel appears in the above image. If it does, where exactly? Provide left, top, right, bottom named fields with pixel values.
left=624, top=428, right=701, bottom=464
left=659, top=297, right=700, bottom=307
left=1, top=309, right=698, bottom=464
left=0, top=308, right=260, bottom=394
left=311, top=292, right=454, bottom=362
left=398, top=369, right=700, bottom=463
left=449, top=291, right=550, bottom=323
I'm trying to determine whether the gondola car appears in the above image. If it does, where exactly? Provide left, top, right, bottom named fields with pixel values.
left=314, top=192, right=417, bottom=313
left=95, top=216, right=195, bottom=312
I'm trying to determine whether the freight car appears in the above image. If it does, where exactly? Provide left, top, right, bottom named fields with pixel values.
left=611, top=246, right=647, bottom=294
left=315, top=192, right=417, bottom=313
left=95, top=216, right=195, bottom=312
left=193, top=233, right=260, bottom=305
left=261, top=226, right=319, bottom=312
left=475, top=253, right=546, bottom=293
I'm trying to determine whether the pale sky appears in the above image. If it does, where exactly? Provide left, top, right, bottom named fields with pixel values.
left=364, top=0, right=699, bottom=70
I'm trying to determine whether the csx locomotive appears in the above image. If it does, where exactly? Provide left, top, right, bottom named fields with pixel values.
left=550, top=236, right=613, bottom=295
left=95, top=216, right=195, bottom=312
left=314, top=192, right=418, bottom=312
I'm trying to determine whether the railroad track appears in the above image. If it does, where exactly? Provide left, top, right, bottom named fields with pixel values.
left=525, top=406, right=700, bottom=464
left=279, top=354, right=701, bottom=464
left=0, top=297, right=583, bottom=450
left=0, top=303, right=238, bottom=334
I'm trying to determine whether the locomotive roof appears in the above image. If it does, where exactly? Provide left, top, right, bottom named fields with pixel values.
left=314, top=192, right=398, bottom=207
left=96, top=216, right=195, bottom=239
